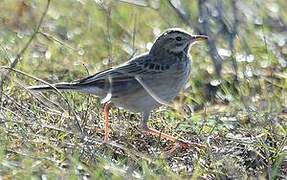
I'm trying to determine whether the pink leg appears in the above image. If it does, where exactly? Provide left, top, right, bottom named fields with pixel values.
left=104, top=102, right=111, bottom=143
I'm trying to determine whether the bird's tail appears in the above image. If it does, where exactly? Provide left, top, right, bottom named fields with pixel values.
left=27, top=82, right=80, bottom=92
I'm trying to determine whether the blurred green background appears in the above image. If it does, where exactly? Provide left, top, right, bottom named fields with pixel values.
left=0, top=0, right=286, bottom=179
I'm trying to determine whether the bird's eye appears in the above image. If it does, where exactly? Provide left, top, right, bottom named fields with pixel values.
left=175, top=36, right=182, bottom=41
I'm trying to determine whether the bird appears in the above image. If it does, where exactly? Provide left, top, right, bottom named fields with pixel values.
left=28, top=28, right=208, bottom=148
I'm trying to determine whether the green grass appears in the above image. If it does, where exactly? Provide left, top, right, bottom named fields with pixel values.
left=0, top=0, right=286, bottom=179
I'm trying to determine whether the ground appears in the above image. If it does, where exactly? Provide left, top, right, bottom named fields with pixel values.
left=0, top=0, right=286, bottom=179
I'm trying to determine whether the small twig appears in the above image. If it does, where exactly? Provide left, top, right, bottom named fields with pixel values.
left=118, top=0, right=148, bottom=7
left=82, top=63, right=90, bottom=74
left=168, top=0, right=223, bottom=77
left=168, top=0, right=196, bottom=30
left=105, top=4, right=113, bottom=66
left=10, top=0, right=50, bottom=69
left=6, top=149, right=60, bottom=165
left=79, top=65, right=91, bottom=129
left=0, top=0, right=51, bottom=101
left=38, top=31, right=79, bottom=51
left=1, top=66, right=69, bottom=105
left=0, top=66, right=84, bottom=134
left=132, top=13, right=137, bottom=55
left=0, top=43, right=11, bottom=64
left=198, top=0, right=223, bottom=77
left=228, top=0, right=239, bottom=82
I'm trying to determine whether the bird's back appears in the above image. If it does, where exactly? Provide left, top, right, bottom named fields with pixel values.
left=109, top=52, right=191, bottom=113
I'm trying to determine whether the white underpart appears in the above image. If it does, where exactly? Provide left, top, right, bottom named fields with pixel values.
left=134, top=75, right=172, bottom=107
left=101, top=75, right=112, bottom=104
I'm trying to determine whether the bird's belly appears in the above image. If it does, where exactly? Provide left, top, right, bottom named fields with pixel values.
left=112, top=90, right=161, bottom=113
left=111, top=73, right=189, bottom=113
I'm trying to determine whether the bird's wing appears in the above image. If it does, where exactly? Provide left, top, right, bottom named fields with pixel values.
left=73, top=55, right=168, bottom=87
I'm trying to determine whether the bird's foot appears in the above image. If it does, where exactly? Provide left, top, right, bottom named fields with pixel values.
left=161, top=139, right=205, bottom=157
left=176, top=139, right=206, bottom=151
left=143, top=127, right=205, bottom=151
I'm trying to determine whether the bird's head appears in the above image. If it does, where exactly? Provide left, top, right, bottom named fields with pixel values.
left=150, top=28, right=208, bottom=55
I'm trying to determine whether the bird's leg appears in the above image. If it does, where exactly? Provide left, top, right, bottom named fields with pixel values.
left=141, top=112, right=204, bottom=149
left=104, top=101, right=111, bottom=143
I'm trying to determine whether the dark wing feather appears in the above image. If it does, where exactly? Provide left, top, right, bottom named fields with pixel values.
left=71, top=54, right=170, bottom=97
left=74, top=55, right=160, bottom=86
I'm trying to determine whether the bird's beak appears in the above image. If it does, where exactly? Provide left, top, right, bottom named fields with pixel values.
left=192, top=35, right=208, bottom=42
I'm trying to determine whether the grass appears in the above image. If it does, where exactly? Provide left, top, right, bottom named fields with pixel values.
left=0, top=0, right=286, bottom=179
